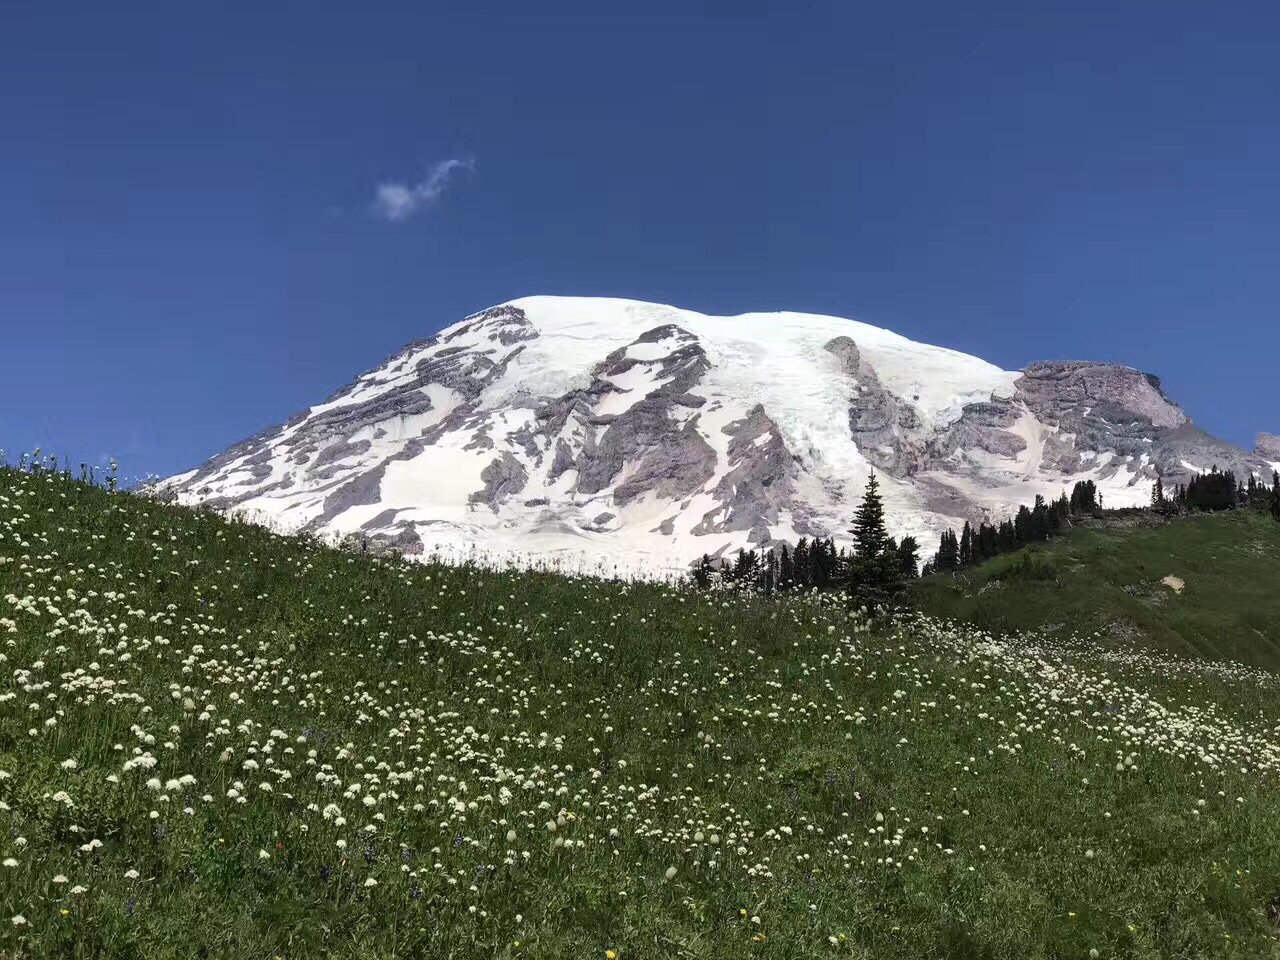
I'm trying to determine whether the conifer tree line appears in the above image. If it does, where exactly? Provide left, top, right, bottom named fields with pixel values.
left=1154, top=465, right=1280, bottom=518
left=924, top=484, right=1090, bottom=575
left=927, top=466, right=1280, bottom=576
left=691, top=464, right=1280, bottom=598
left=690, top=473, right=917, bottom=607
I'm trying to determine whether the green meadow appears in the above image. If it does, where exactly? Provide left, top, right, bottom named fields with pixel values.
left=2, top=465, right=1279, bottom=959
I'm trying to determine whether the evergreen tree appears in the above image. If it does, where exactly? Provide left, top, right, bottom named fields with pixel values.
left=1054, top=492, right=1072, bottom=526
left=1271, top=471, right=1280, bottom=523
left=763, top=549, right=778, bottom=593
left=959, top=522, right=974, bottom=567
left=998, top=519, right=1017, bottom=551
left=731, top=548, right=759, bottom=583
left=851, top=472, right=890, bottom=560
left=1014, top=505, right=1033, bottom=543
left=896, top=536, right=920, bottom=578
left=1185, top=468, right=1236, bottom=512
left=1030, top=496, right=1051, bottom=540
left=810, top=538, right=831, bottom=590
left=777, top=544, right=794, bottom=590
left=1070, top=480, right=1098, bottom=514
left=978, top=522, right=998, bottom=559
left=792, top=538, right=810, bottom=591
left=826, top=538, right=843, bottom=587
left=848, top=472, right=901, bottom=606
left=934, top=529, right=959, bottom=572
left=692, top=554, right=715, bottom=589
left=1246, top=474, right=1262, bottom=508
left=1151, top=477, right=1165, bottom=509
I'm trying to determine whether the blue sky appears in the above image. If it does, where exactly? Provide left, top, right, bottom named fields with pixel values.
left=3, top=0, right=1277, bottom=479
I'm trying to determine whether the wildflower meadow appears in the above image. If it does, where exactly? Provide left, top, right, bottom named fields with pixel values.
left=2, top=461, right=1280, bottom=958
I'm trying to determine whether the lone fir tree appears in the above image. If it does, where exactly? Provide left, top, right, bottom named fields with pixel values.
left=852, top=471, right=890, bottom=559
left=848, top=471, right=903, bottom=607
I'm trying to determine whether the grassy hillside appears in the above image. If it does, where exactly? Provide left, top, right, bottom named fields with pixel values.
left=912, top=510, right=1280, bottom=669
left=2, top=465, right=1280, bottom=959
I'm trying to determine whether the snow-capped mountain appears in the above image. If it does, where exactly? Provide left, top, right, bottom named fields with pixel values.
left=156, top=296, right=1276, bottom=575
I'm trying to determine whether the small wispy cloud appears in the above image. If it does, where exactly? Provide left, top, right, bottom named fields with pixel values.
left=372, top=157, right=474, bottom=222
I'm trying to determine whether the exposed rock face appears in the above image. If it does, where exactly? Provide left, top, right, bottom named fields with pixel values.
left=570, top=326, right=716, bottom=503
left=1257, top=433, right=1280, bottom=462
left=153, top=296, right=1276, bottom=576
left=825, top=337, right=928, bottom=477
left=693, top=405, right=797, bottom=544
left=1017, top=361, right=1186, bottom=430
left=470, top=453, right=529, bottom=511
left=1005, top=361, right=1180, bottom=479
left=924, top=360, right=1264, bottom=493
left=177, top=304, right=536, bottom=517
left=928, top=399, right=1026, bottom=469
left=1153, top=425, right=1267, bottom=481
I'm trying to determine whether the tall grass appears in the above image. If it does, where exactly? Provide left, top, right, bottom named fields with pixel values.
left=1, top=461, right=1279, bottom=958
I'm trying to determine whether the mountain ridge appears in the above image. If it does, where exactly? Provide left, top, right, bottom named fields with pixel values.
left=156, top=296, right=1276, bottom=574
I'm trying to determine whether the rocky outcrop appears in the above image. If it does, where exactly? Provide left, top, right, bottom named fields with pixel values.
left=926, top=361, right=1273, bottom=489
left=577, top=400, right=716, bottom=503
left=597, top=325, right=709, bottom=399
left=1256, top=433, right=1280, bottom=462
left=308, top=439, right=373, bottom=479
left=361, top=522, right=426, bottom=556
left=564, top=326, right=717, bottom=504
left=825, top=337, right=928, bottom=477
left=1152, top=425, right=1273, bottom=481
left=693, top=405, right=797, bottom=544
left=182, top=306, right=538, bottom=497
left=1005, top=363, right=1167, bottom=478
left=928, top=399, right=1026, bottom=472
left=1016, top=361, right=1187, bottom=430
left=438, top=304, right=539, bottom=348
left=308, top=463, right=391, bottom=528
left=470, top=453, right=529, bottom=511
left=1015, top=362, right=1274, bottom=483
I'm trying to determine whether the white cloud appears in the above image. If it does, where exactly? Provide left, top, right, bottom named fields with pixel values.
left=372, top=157, right=474, bottom=222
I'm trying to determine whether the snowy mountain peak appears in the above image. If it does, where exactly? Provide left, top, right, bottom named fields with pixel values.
left=156, top=296, right=1272, bottom=575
